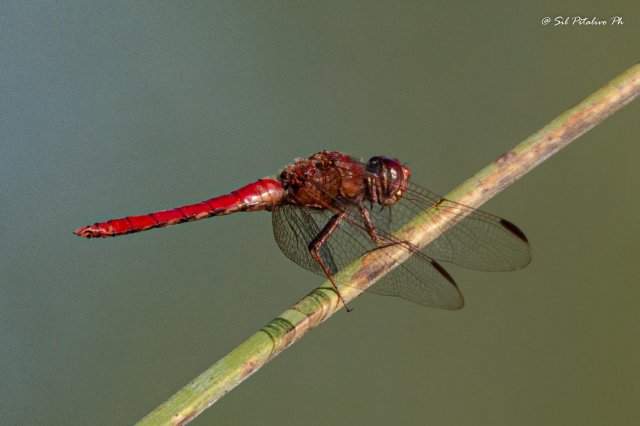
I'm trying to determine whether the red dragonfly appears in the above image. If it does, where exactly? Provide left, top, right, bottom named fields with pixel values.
left=75, top=151, right=530, bottom=311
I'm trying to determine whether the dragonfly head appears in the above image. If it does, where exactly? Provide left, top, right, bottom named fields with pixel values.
left=366, top=156, right=411, bottom=206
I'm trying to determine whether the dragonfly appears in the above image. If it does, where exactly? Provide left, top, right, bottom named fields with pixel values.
left=74, top=151, right=531, bottom=311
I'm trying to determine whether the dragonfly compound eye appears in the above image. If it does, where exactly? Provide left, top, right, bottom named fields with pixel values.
left=367, top=156, right=410, bottom=205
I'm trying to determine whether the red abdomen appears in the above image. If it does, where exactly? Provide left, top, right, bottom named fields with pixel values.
left=74, top=178, right=284, bottom=238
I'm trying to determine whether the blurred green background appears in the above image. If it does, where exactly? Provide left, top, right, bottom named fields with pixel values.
left=2, top=1, right=639, bottom=425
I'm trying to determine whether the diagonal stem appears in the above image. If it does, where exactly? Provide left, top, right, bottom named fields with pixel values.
left=137, top=61, right=640, bottom=426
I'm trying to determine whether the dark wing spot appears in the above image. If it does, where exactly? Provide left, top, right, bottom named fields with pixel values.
left=431, top=260, right=457, bottom=286
left=500, top=219, right=529, bottom=242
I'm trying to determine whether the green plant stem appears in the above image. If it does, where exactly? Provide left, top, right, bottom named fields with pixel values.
left=137, top=62, right=640, bottom=426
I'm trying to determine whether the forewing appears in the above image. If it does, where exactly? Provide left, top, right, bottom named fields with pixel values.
left=385, top=183, right=532, bottom=271
left=330, top=160, right=530, bottom=272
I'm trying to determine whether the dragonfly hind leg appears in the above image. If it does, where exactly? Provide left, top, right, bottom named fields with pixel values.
left=308, top=211, right=353, bottom=312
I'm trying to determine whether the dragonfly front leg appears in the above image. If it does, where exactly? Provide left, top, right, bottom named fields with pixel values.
left=359, top=203, right=408, bottom=253
left=308, top=211, right=353, bottom=312
left=358, top=204, right=382, bottom=244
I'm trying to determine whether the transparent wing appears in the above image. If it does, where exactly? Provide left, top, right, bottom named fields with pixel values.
left=364, top=251, right=464, bottom=309
left=384, top=183, right=531, bottom=271
left=271, top=205, right=338, bottom=275
left=328, top=159, right=530, bottom=272
left=272, top=203, right=464, bottom=309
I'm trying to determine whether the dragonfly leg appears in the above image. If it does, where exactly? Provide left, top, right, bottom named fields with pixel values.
left=308, top=211, right=353, bottom=312
left=359, top=202, right=414, bottom=256
left=358, top=204, right=382, bottom=244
